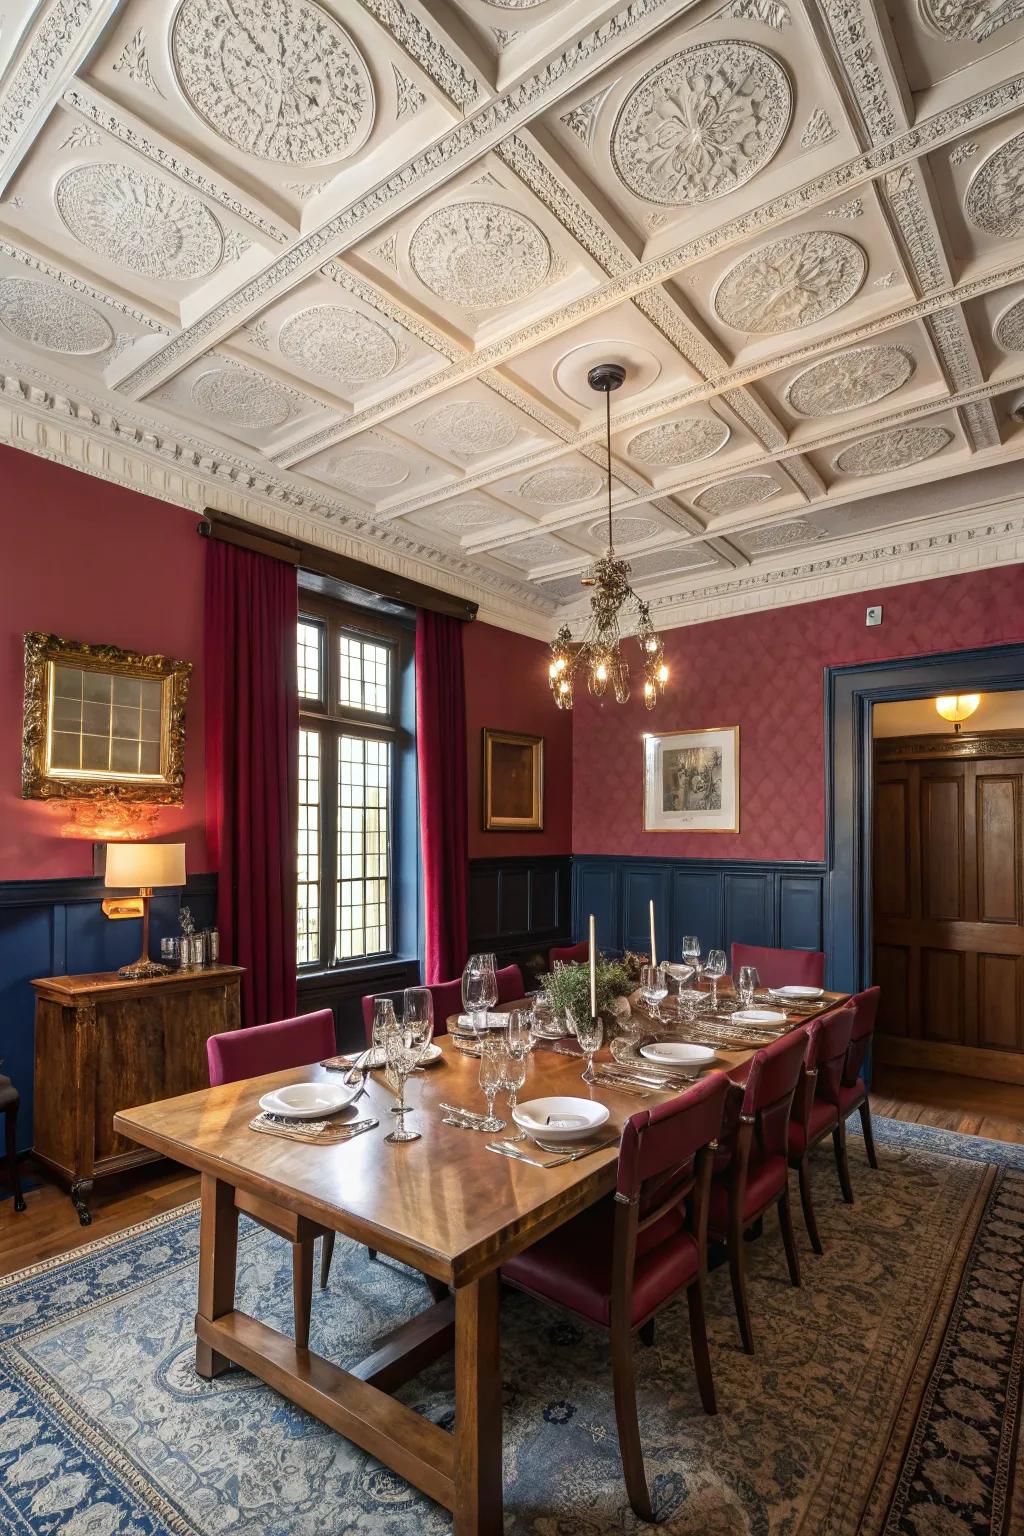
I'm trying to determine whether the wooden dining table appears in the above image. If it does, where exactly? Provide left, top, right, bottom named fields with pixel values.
left=113, top=986, right=846, bottom=1535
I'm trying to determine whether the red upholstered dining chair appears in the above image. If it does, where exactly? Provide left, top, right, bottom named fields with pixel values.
left=495, top=962, right=525, bottom=1003
left=787, top=1004, right=855, bottom=1253
left=709, top=1028, right=809, bottom=1354
left=207, top=1009, right=339, bottom=1345
left=361, top=977, right=463, bottom=1044
left=503, top=1073, right=730, bottom=1522
left=835, top=985, right=882, bottom=1189
left=549, top=941, right=590, bottom=967
left=730, top=942, right=825, bottom=991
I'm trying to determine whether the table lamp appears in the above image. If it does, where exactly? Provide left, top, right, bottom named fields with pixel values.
left=105, top=842, right=186, bottom=979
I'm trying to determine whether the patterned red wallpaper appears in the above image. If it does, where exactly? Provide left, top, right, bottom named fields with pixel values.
left=572, top=565, right=1024, bottom=862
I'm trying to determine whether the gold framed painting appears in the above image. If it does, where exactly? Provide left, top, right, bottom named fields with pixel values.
left=21, top=632, right=192, bottom=804
left=642, top=726, right=740, bottom=833
left=482, top=728, right=544, bottom=832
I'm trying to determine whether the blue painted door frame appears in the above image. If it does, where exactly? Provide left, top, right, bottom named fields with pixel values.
left=825, top=641, right=1024, bottom=996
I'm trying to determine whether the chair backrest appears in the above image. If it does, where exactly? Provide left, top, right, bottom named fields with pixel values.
left=617, top=1071, right=729, bottom=1207
left=362, top=979, right=461, bottom=1044
left=549, top=941, right=589, bottom=968
left=495, top=963, right=524, bottom=1004
left=799, top=1003, right=855, bottom=1115
left=741, top=1028, right=809, bottom=1157
left=842, top=985, right=881, bottom=1086
left=731, top=942, right=825, bottom=991
left=207, top=1009, right=336, bottom=1087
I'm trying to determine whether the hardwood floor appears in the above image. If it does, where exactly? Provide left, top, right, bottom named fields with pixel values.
left=2, top=1067, right=1021, bottom=1276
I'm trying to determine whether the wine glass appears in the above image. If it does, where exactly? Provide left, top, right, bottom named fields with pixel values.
left=372, top=997, right=396, bottom=1059
left=640, top=963, right=668, bottom=1022
left=383, top=1023, right=420, bottom=1144
left=499, top=1042, right=529, bottom=1140
left=704, top=949, right=727, bottom=1011
left=575, top=1013, right=603, bottom=1084
left=737, top=965, right=759, bottom=1009
left=477, top=1038, right=506, bottom=1132
left=681, top=936, right=702, bottom=980
left=506, top=1009, right=532, bottom=1060
left=462, top=954, right=498, bottom=1035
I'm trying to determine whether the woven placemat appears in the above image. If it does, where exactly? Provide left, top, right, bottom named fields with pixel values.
left=247, top=1113, right=378, bottom=1145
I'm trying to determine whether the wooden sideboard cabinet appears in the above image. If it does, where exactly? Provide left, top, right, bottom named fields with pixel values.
left=31, top=965, right=243, bottom=1224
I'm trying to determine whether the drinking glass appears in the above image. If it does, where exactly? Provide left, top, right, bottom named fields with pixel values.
left=681, top=936, right=702, bottom=978
left=477, top=1038, right=506, bottom=1132
left=575, top=1013, right=603, bottom=1083
left=704, top=949, right=727, bottom=1011
left=372, top=997, right=397, bottom=1058
left=737, top=965, right=759, bottom=1008
left=499, top=1044, right=528, bottom=1140
left=506, top=1009, right=532, bottom=1061
left=383, top=1023, right=420, bottom=1144
left=462, top=954, right=498, bottom=1035
left=640, top=963, right=669, bottom=1022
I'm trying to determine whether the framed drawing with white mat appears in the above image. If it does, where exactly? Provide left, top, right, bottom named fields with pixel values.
left=643, top=726, right=739, bottom=834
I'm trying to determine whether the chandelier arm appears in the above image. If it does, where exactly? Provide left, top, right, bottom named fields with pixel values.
left=606, top=385, right=613, bottom=554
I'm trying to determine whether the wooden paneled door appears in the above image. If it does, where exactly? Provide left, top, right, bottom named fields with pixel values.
left=873, top=732, right=1024, bottom=1082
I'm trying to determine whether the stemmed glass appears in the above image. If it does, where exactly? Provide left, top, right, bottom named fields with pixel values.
left=640, top=963, right=668, bottom=1022
left=383, top=1007, right=433, bottom=1145
left=477, top=1038, right=506, bottom=1132
left=704, top=949, right=727, bottom=1011
left=681, top=936, right=702, bottom=977
left=499, top=1019, right=530, bottom=1140
left=372, top=997, right=396, bottom=1060
left=737, top=965, right=760, bottom=1009
left=462, top=953, right=498, bottom=1036
left=575, top=1013, right=603, bottom=1084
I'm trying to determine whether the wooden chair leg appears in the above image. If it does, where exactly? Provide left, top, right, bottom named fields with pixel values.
left=778, top=1186, right=801, bottom=1287
left=319, top=1231, right=335, bottom=1290
left=833, top=1117, right=855, bottom=1204
left=292, top=1238, right=315, bottom=1350
left=367, top=1247, right=377, bottom=1262
left=797, top=1157, right=822, bottom=1255
left=727, top=1219, right=755, bottom=1355
left=4, top=1100, right=25, bottom=1214
left=638, top=1318, right=656, bottom=1346
left=859, top=1100, right=879, bottom=1169
left=686, top=1279, right=717, bottom=1415
left=610, top=1317, right=655, bottom=1522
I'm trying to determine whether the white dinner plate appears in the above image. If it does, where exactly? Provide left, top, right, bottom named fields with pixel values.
left=513, top=1096, right=610, bottom=1144
left=732, top=1008, right=788, bottom=1025
left=258, top=1080, right=362, bottom=1120
left=769, top=986, right=824, bottom=1001
left=640, top=1042, right=715, bottom=1066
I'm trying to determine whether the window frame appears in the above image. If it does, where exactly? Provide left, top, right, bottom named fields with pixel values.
left=296, top=592, right=413, bottom=977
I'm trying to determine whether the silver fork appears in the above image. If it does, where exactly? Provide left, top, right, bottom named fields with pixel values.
left=486, top=1136, right=618, bottom=1169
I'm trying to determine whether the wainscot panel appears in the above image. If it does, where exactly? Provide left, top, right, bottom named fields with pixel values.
left=468, top=855, right=572, bottom=986
left=0, top=874, right=216, bottom=1153
left=572, top=855, right=826, bottom=966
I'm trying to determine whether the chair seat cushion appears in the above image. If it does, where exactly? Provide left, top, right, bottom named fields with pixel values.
left=0, top=1076, right=18, bottom=1110
left=788, top=1096, right=839, bottom=1158
left=837, top=1077, right=867, bottom=1116
left=708, top=1152, right=788, bottom=1236
left=503, top=1194, right=699, bottom=1329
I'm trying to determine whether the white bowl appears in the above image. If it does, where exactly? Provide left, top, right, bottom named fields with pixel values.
left=258, top=1080, right=362, bottom=1120
left=732, top=1008, right=788, bottom=1025
left=640, top=1042, right=715, bottom=1066
left=770, top=986, right=824, bottom=1001
left=513, top=1096, right=610, bottom=1144
left=662, top=962, right=695, bottom=983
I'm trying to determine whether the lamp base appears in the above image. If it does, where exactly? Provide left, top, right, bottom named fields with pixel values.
left=117, top=958, right=170, bottom=980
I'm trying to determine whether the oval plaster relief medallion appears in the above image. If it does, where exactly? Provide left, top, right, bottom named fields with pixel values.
left=994, top=293, right=1024, bottom=352
left=693, top=475, right=780, bottom=515
left=611, top=41, right=792, bottom=206
left=516, top=466, right=603, bottom=504
left=918, top=0, right=1024, bottom=42
left=743, top=519, right=825, bottom=553
left=428, top=501, right=511, bottom=534
left=171, top=0, right=374, bottom=165
left=833, top=424, right=953, bottom=477
left=786, top=345, right=915, bottom=417
left=713, top=230, right=867, bottom=335
left=190, top=366, right=295, bottom=429
left=626, top=416, right=730, bottom=466
left=326, top=447, right=411, bottom=488
left=408, top=202, right=552, bottom=311
left=55, top=162, right=223, bottom=282
left=0, top=277, right=113, bottom=355
left=420, top=400, right=518, bottom=458
left=279, top=305, right=399, bottom=383
left=965, top=131, right=1024, bottom=239
left=586, top=514, right=661, bottom=543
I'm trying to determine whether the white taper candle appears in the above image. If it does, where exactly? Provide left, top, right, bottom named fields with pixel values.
left=589, top=914, right=597, bottom=1018
left=649, top=899, right=657, bottom=969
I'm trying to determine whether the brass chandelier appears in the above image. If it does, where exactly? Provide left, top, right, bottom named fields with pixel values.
left=548, top=363, right=669, bottom=711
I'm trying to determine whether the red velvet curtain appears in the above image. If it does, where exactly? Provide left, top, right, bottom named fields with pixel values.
left=205, top=539, right=298, bottom=1024
left=416, top=611, right=468, bottom=984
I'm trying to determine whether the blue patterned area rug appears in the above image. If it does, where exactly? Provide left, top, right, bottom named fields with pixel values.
left=1, top=1117, right=1022, bottom=1535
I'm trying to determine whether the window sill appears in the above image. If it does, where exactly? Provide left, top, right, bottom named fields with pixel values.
left=297, top=956, right=418, bottom=986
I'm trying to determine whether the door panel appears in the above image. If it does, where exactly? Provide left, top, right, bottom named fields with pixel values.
left=920, top=947, right=965, bottom=1043
left=873, top=943, right=910, bottom=1036
left=920, top=774, right=964, bottom=921
left=977, top=953, right=1023, bottom=1051
left=874, top=776, right=911, bottom=919
left=977, top=776, right=1019, bottom=924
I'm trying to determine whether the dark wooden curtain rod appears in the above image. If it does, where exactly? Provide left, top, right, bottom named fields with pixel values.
left=198, top=508, right=478, bottom=623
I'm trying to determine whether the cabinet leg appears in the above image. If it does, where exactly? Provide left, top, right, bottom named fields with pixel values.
left=71, top=1178, right=94, bottom=1226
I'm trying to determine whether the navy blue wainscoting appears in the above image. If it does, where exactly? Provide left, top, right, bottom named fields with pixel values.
left=572, top=855, right=826, bottom=966
left=0, top=874, right=216, bottom=1153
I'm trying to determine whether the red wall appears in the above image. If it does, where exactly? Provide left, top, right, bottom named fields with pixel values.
left=573, top=565, right=1024, bottom=862
left=463, top=620, right=572, bottom=859
left=0, top=445, right=208, bottom=879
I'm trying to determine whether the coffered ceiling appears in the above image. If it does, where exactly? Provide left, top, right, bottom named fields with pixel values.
left=3, top=0, right=1024, bottom=636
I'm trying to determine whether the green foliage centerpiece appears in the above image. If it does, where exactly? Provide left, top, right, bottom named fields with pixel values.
left=541, top=955, right=633, bottom=1029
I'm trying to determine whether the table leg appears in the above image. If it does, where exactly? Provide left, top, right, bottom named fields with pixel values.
left=195, top=1173, right=239, bottom=1379
left=454, top=1271, right=503, bottom=1536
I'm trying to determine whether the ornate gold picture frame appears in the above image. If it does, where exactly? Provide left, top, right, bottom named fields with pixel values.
left=482, top=728, right=544, bottom=832
left=21, top=632, right=192, bottom=804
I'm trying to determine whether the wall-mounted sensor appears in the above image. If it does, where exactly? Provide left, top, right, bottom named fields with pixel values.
left=866, top=605, right=883, bottom=627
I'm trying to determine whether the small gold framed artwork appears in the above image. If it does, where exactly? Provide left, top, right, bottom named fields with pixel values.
left=21, top=632, right=192, bottom=804
left=482, top=729, right=544, bottom=832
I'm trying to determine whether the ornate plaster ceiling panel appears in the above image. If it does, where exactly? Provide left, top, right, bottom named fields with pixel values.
left=714, top=231, right=868, bottom=335
left=785, top=345, right=916, bottom=417
left=626, top=415, right=730, bottom=466
left=55, top=161, right=224, bottom=282
left=832, top=423, right=955, bottom=477
left=0, top=275, right=112, bottom=354
left=737, top=518, right=828, bottom=554
left=692, top=475, right=783, bottom=517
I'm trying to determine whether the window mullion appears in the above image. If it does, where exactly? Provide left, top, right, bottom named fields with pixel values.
left=321, top=725, right=339, bottom=970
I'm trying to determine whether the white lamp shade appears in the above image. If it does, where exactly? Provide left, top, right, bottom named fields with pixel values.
left=935, top=693, right=981, bottom=724
left=105, top=842, right=186, bottom=890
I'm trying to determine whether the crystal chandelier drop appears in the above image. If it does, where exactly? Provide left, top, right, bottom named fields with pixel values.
left=548, top=363, right=669, bottom=712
